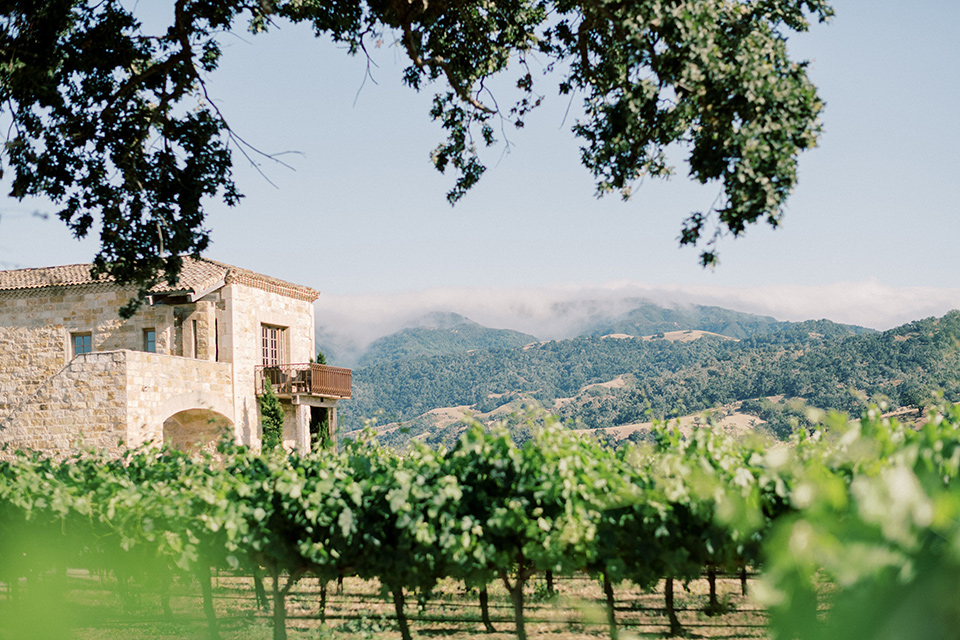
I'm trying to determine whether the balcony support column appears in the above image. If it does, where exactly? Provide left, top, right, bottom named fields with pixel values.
left=328, top=406, right=338, bottom=448
left=294, top=404, right=311, bottom=453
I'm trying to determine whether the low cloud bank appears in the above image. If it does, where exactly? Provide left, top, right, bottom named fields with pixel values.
left=315, top=281, right=960, bottom=365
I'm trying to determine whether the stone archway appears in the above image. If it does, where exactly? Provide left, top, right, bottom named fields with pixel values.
left=155, top=391, right=235, bottom=451
left=162, top=408, right=233, bottom=452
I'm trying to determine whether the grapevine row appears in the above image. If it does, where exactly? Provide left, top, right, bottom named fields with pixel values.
left=2, top=403, right=960, bottom=640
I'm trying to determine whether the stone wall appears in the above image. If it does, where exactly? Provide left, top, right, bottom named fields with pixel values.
left=123, top=350, right=234, bottom=447
left=0, top=284, right=177, bottom=360
left=0, top=324, right=64, bottom=419
left=0, top=349, right=234, bottom=456
left=0, top=351, right=128, bottom=455
left=0, top=284, right=171, bottom=449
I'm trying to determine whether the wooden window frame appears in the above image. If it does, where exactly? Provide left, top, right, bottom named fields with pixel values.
left=261, top=324, right=287, bottom=367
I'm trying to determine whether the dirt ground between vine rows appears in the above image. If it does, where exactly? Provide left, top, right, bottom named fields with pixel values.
left=0, top=572, right=769, bottom=640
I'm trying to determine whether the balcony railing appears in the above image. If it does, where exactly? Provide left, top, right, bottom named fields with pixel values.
left=255, top=363, right=352, bottom=399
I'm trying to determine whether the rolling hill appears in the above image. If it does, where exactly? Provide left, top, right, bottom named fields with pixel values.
left=338, top=310, right=960, bottom=447
left=357, top=312, right=538, bottom=368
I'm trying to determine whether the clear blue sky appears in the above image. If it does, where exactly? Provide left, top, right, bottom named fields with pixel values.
left=1, top=1, right=958, bottom=330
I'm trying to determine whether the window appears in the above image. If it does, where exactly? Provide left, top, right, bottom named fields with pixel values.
left=261, top=325, right=286, bottom=366
left=143, top=329, right=156, bottom=353
left=71, top=332, right=92, bottom=357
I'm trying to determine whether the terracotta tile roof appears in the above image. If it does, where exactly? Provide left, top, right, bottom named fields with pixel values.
left=152, top=257, right=228, bottom=295
left=0, top=263, right=110, bottom=291
left=203, top=258, right=320, bottom=302
left=0, top=257, right=319, bottom=302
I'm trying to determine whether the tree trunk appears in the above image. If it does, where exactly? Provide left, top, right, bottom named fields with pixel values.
left=545, top=570, right=554, bottom=596
left=501, top=568, right=530, bottom=640
left=479, top=585, right=496, bottom=633
left=337, top=574, right=344, bottom=594
left=253, top=570, right=269, bottom=611
left=740, top=565, right=748, bottom=596
left=390, top=583, right=413, bottom=640
left=706, top=565, right=719, bottom=616
left=267, top=567, right=307, bottom=640
left=115, top=569, right=133, bottom=611
left=665, top=577, right=682, bottom=637
left=160, top=573, right=173, bottom=618
left=271, top=569, right=288, bottom=640
left=198, top=565, right=221, bottom=640
left=602, top=569, right=618, bottom=640
left=508, top=582, right=527, bottom=640
left=319, top=581, right=327, bottom=625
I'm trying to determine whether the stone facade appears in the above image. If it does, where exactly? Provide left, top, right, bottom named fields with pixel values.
left=0, top=258, right=348, bottom=457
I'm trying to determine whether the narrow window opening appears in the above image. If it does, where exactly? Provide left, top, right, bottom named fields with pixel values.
left=191, top=319, right=198, bottom=359
left=143, top=328, right=156, bottom=353
left=71, top=332, right=92, bottom=357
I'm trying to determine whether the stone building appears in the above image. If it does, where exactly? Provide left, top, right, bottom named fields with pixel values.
left=0, top=257, right=351, bottom=456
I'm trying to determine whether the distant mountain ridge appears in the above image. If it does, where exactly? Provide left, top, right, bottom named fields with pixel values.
left=317, top=300, right=873, bottom=367
left=585, top=300, right=875, bottom=340
left=356, top=312, right=538, bottom=368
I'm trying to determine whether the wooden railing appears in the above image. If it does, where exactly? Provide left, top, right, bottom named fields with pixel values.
left=255, top=363, right=352, bottom=399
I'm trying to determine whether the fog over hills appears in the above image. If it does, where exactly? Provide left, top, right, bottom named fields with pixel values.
left=314, top=285, right=900, bottom=367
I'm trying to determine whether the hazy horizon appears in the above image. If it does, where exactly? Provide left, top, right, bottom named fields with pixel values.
left=315, top=280, right=960, bottom=366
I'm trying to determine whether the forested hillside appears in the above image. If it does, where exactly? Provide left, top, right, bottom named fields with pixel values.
left=340, top=312, right=960, bottom=441
left=358, top=312, right=538, bottom=368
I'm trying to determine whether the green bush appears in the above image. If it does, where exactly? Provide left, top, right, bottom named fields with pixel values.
left=258, top=381, right=284, bottom=452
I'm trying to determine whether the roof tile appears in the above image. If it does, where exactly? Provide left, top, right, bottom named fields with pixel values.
left=0, top=257, right=319, bottom=301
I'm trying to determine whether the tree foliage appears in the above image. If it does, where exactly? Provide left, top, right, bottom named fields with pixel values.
left=2, top=0, right=832, bottom=308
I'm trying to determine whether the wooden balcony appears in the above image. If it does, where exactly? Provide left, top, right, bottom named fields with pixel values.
left=255, top=363, right=352, bottom=399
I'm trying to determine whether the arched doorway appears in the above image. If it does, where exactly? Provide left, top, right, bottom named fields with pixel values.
left=162, top=408, right=232, bottom=453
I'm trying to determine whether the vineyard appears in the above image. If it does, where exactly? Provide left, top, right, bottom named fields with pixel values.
left=0, top=571, right=767, bottom=640
left=2, top=404, right=960, bottom=640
